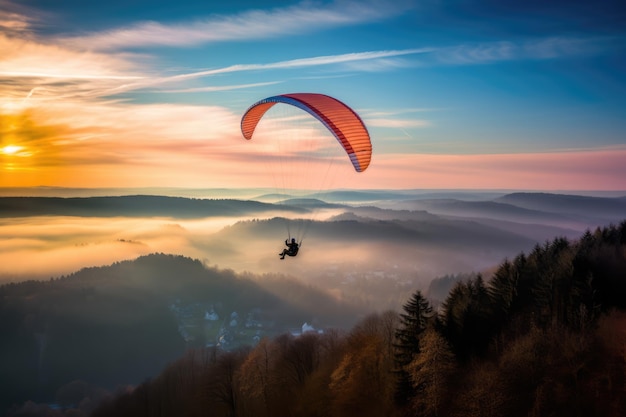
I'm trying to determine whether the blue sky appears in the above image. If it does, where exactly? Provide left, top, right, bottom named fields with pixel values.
left=1, top=0, right=625, bottom=190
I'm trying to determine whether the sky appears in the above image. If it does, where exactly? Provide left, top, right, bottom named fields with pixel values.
left=1, top=0, right=625, bottom=191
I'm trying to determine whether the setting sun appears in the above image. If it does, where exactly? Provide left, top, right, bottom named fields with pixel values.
left=2, top=145, right=24, bottom=155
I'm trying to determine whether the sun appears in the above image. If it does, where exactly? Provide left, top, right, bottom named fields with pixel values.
left=2, top=145, right=26, bottom=155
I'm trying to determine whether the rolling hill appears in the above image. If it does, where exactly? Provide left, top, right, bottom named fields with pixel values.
left=0, top=253, right=363, bottom=415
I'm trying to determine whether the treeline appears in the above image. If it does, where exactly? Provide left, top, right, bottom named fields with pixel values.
left=90, top=221, right=626, bottom=417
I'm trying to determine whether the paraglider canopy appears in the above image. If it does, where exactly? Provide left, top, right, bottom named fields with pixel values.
left=240, top=92, right=372, bottom=247
left=240, top=93, right=372, bottom=172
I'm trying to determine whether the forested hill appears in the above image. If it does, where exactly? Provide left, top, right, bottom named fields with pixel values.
left=89, top=221, right=626, bottom=417
left=0, top=254, right=363, bottom=416
left=0, top=195, right=307, bottom=218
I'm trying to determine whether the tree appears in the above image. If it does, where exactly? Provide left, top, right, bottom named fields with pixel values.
left=440, top=276, right=492, bottom=360
left=205, top=348, right=249, bottom=417
left=394, top=291, right=434, bottom=405
left=291, top=329, right=345, bottom=417
left=237, top=338, right=275, bottom=417
left=329, top=311, right=399, bottom=417
left=405, top=328, right=456, bottom=417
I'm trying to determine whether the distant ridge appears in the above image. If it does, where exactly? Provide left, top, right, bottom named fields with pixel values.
left=0, top=195, right=306, bottom=218
left=252, top=193, right=293, bottom=202
left=384, top=192, right=626, bottom=233
left=497, top=192, right=626, bottom=219
left=278, top=198, right=345, bottom=209
left=307, top=190, right=525, bottom=202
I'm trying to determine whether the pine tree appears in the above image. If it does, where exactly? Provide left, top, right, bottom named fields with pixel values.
left=440, top=275, right=492, bottom=360
left=393, top=290, right=433, bottom=405
left=488, top=258, right=518, bottom=320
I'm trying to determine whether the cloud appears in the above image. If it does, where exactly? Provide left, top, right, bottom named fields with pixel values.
left=340, top=57, right=418, bottom=72
left=435, top=36, right=613, bottom=65
left=0, top=0, right=43, bottom=34
left=58, top=0, right=415, bottom=50
left=0, top=33, right=145, bottom=106
left=150, top=48, right=432, bottom=83
left=362, top=108, right=437, bottom=130
left=0, top=5, right=138, bottom=84
left=367, top=118, right=430, bottom=128
left=162, top=81, right=282, bottom=94
left=0, top=11, right=30, bottom=31
left=1, top=24, right=430, bottom=102
left=4, top=0, right=606, bottom=107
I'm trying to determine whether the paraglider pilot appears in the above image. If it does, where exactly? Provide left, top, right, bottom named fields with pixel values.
left=280, top=238, right=299, bottom=259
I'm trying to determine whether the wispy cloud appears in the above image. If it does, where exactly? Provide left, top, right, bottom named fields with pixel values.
left=1, top=0, right=610, bottom=106
left=59, top=0, right=415, bottom=50
left=435, top=36, right=612, bottom=65
left=161, top=81, right=282, bottom=94
left=0, top=32, right=144, bottom=106
left=0, top=34, right=136, bottom=78
left=367, top=118, right=430, bottom=128
left=17, top=48, right=431, bottom=99
left=0, top=26, right=431, bottom=102
left=0, top=11, right=30, bottom=31
left=340, top=57, right=418, bottom=72
left=130, top=48, right=432, bottom=86
left=362, top=108, right=438, bottom=130
left=0, top=0, right=43, bottom=34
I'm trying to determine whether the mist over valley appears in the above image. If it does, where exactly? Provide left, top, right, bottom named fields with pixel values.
left=3, top=189, right=624, bottom=286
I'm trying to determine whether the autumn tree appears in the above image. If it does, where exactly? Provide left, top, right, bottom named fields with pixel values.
left=330, top=311, right=400, bottom=417
left=291, top=329, right=346, bottom=417
left=405, top=327, right=456, bottom=417
left=237, top=338, right=276, bottom=417
left=204, top=348, right=249, bottom=417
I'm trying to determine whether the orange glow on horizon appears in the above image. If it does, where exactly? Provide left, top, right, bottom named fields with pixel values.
left=3, top=146, right=626, bottom=191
